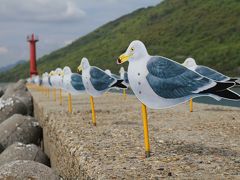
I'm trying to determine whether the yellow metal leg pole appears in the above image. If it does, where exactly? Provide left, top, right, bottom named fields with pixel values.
left=190, top=98, right=193, bottom=112
left=123, top=89, right=126, bottom=99
left=68, top=93, right=72, bottom=113
left=53, top=88, right=56, bottom=101
left=47, top=88, right=50, bottom=99
left=90, top=96, right=96, bottom=126
left=59, top=89, right=63, bottom=105
left=141, top=103, right=150, bottom=158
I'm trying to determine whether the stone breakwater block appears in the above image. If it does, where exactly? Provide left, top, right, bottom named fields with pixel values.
left=0, top=142, right=50, bottom=167
left=0, top=84, right=8, bottom=98
left=2, top=79, right=33, bottom=115
left=0, top=88, right=4, bottom=97
left=2, top=79, right=27, bottom=98
left=0, top=114, right=42, bottom=149
left=0, top=160, right=60, bottom=179
left=0, top=97, right=28, bottom=124
left=0, top=144, right=3, bottom=154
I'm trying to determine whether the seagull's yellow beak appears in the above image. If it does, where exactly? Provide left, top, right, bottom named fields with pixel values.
left=77, top=65, right=82, bottom=73
left=117, top=54, right=131, bottom=64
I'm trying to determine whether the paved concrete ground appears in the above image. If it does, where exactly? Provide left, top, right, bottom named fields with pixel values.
left=31, top=88, right=240, bottom=179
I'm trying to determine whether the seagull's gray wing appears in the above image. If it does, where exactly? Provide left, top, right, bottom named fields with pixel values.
left=111, top=73, right=121, bottom=79
left=71, top=73, right=85, bottom=91
left=195, top=66, right=229, bottom=82
left=146, top=56, right=214, bottom=99
left=48, top=77, right=52, bottom=86
left=90, top=67, right=115, bottom=91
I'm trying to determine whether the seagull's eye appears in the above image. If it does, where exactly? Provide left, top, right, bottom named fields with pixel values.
left=130, top=47, right=134, bottom=52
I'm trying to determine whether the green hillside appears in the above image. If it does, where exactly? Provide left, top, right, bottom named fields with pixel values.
left=1, top=0, right=240, bottom=82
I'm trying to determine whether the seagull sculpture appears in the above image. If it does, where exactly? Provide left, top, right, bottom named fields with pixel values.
left=183, top=57, right=240, bottom=86
left=48, top=71, right=55, bottom=87
left=119, top=67, right=129, bottom=86
left=62, top=66, right=85, bottom=94
left=117, top=40, right=240, bottom=109
left=42, top=72, right=50, bottom=87
left=51, top=68, right=63, bottom=89
left=78, top=57, right=127, bottom=97
left=32, top=75, right=42, bottom=86
left=105, top=69, right=126, bottom=90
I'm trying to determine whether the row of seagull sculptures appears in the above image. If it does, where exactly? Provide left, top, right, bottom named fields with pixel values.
left=39, top=65, right=128, bottom=96
left=31, top=40, right=239, bottom=110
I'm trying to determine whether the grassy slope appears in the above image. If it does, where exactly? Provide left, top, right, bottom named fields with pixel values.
left=1, top=0, right=239, bottom=82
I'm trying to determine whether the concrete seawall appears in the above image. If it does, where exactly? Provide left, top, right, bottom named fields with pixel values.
left=31, top=89, right=240, bottom=179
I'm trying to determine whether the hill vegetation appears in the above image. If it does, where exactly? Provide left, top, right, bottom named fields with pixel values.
left=1, top=0, right=239, bottom=82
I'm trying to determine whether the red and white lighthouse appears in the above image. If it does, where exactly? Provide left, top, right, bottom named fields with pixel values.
left=27, top=34, right=39, bottom=77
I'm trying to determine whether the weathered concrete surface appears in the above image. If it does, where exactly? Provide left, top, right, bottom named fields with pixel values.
left=0, top=80, right=33, bottom=123
left=31, top=89, right=240, bottom=179
left=0, top=160, right=59, bottom=179
left=0, top=142, right=50, bottom=166
left=0, top=114, right=42, bottom=149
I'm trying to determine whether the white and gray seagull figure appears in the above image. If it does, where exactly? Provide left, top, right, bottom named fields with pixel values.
left=119, top=67, right=129, bottom=87
left=117, top=40, right=240, bottom=109
left=183, top=57, right=240, bottom=86
left=62, top=66, right=85, bottom=94
left=78, top=57, right=127, bottom=97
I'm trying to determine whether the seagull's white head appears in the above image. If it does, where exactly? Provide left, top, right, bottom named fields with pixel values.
left=183, top=58, right=197, bottom=68
left=105, top=69, right=111, bottom=76
left=42, top=72, right=48, bottom=77
left=49, top=71, right=55, bottom=76
left=63, top=66, right=72, bottom=75
left=55, top=68, right=63, bottom=76
left=78, top=57, right=90, bottom=72
left=117, top=40, right=149, bottom=64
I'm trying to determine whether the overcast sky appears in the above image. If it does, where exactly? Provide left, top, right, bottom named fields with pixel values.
left=0, top=0, right=162, bottom=68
